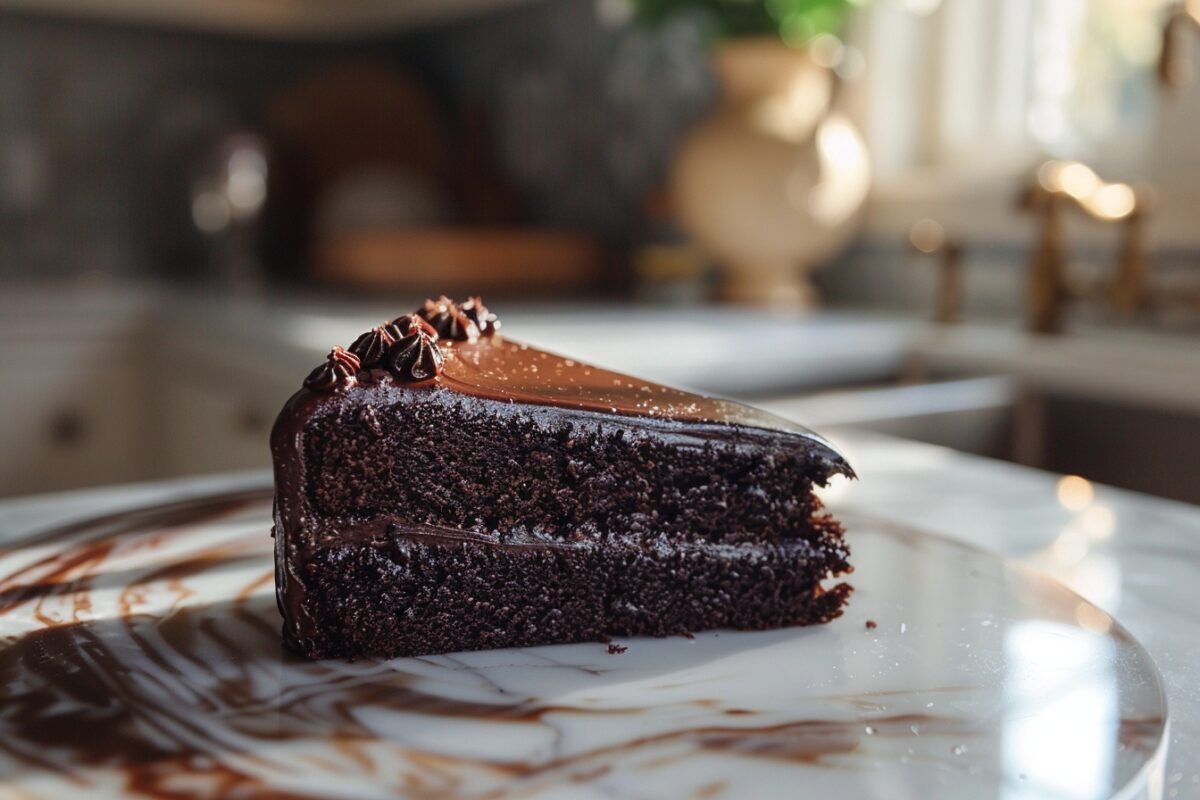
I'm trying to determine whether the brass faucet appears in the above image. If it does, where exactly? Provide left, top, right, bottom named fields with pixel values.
left=1019, top=161, right=1149, bottom=334
left=908, top=219, right=963, bottom=324
left=1159, top=1, right=1200, bottom=88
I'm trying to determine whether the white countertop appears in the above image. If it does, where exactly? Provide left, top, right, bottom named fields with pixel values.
left=825, top=430, right=1200, bottom=798
left=1, top=429, right=1197, bottom=793
left=7, top=280, right=1200, bottom=407
left=162, top=289, right=1200, bottom=412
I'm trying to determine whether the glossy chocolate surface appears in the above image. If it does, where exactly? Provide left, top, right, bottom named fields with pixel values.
left=439, top=336, right=839, bottom=444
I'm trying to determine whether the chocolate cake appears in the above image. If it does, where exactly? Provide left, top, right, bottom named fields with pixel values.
left=271, top=296, right=854, bottom=659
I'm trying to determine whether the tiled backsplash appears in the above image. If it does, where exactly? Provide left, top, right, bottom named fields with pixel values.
left=0, top=2, right=711, bottom=283
left=818, top=241, right=1200, bottom=327
left=402, top=0, right=713, bottom=242
left=0, top=13, right=325, bottom=279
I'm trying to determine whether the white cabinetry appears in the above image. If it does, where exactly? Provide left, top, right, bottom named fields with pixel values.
left=0, top=291, right=150, bottom=496
left=153, top=357, right=294, bottom=478
left=0, top=286, right=303, bottom=497
left=144, top=304, right=308, bottom=481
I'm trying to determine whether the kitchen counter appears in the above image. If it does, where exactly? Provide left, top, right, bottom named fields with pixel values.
left=163, top=287, right=1200, bottom=411
left=1, top=429, right=1197, bottom=794
left=163, top=292, right=921, bottom=397
left=7, top=277, right=1200, bottom=403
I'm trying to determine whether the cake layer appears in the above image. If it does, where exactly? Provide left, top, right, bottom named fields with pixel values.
left=287, top=525, right=852, bottom=659
left=284, top=374, right=844, bottom=546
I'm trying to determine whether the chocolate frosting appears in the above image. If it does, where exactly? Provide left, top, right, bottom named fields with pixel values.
left=418, top=296, right=480, bottom=342
left=303, top=347, right=360, bottom=392
left=385, top=313, right=439, bottom=342
left=436, top=337, right=849, bottom=471
left=348, top=325, right=395, bottom=369
left=385, top=325, right=444, bottom=383
left=460, top=296, right=500, bottom=337
left=295, top=296, right=849, bottom=472
left=294, top=297, right=850, bottom=474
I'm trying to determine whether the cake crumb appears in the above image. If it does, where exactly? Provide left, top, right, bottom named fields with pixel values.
left=606, top=643, right=628, bottom=655
left=865, top=620, right=877, bottom=630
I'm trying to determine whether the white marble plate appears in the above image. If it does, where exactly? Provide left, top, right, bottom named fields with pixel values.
left=0, top=491, right=1167, bottom=799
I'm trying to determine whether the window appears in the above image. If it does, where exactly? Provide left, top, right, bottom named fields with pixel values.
left=849, top=0, right=1191, bottom=244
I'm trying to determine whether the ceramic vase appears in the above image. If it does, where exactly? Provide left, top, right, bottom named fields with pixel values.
left=670, top=37, right=870, bottom=305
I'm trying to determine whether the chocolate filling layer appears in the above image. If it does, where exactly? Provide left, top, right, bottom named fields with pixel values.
left=295, top=519, right=851, bottom=659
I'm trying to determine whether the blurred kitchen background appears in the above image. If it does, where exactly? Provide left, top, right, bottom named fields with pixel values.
left=2, top=0, right=1199, bottom=504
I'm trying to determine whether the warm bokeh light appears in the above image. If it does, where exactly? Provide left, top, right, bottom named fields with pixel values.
left=191, top=188, right=231, bottom=234
left=225, top=146, right=268, bottom=219
left=1057, top=475, right=1095, bottom=511
left=1036, top=160, right=1062, bottom=192
left=1080, top=505, right=1117, bottom=541
left=1035, top=160, right=1138, bottom=221
left=807, top=33, right=844, bottom=69
left=909, top=218, right=946, bottom=254
left=1057, top=161, right=1101, bottom=200
left=1052, top=529, right=1090, bottom=566
left=1088, top=183, right=1137, bottom=220
left=807, top=115, right=870, bottom=226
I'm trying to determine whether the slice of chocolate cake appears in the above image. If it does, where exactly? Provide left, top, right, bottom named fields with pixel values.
left=272, top=297, right=854, bottom=659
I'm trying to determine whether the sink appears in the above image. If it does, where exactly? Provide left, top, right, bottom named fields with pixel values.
left=757, top=377, right=1018, bottom=462
left=759, top=376, right=1200, bottom=505
left=1031, top=392, right=1200, bottom=505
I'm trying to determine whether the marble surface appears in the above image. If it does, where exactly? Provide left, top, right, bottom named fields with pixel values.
left=0, top=430, right=1195, bottom=798
left=0, top=486, right=1165, bottom=799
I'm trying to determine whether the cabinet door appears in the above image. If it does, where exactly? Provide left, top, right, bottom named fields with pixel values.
left=0, top=359, right=145, bottom=496
left=157, top=376, right=290, bottom=478
left=0, top=288, right=152, bottom=497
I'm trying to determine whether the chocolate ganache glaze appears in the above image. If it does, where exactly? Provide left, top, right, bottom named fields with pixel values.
left=439, top=336, right=843, bottom=452
left=285, top=296, right=852, bottom=472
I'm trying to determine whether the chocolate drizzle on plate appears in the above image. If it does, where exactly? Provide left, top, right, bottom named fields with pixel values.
left=0, top=497, right=1168, bottom=798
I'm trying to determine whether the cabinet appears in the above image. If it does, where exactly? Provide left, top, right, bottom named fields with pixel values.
left=0, top=286, right=302, bottom=497
left=0, top=295, right=150, bottom=496
left=155, top=369, right=292, bottom=478
left=147, top=309, right=304, bottom=481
